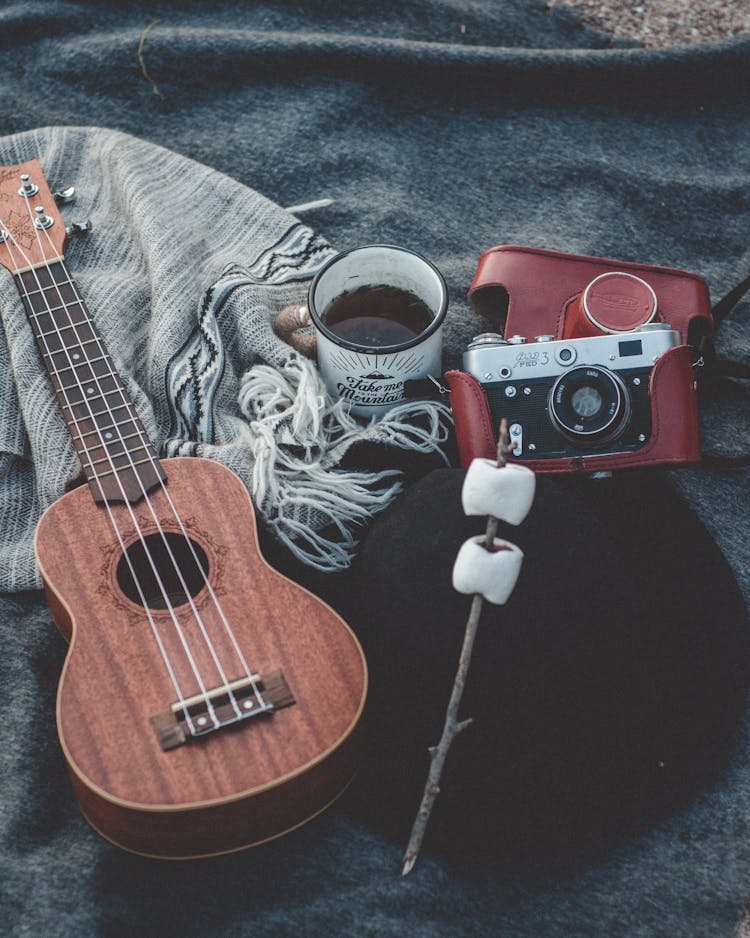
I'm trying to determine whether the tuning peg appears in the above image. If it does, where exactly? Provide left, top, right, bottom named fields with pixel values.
left=53, top=186, right=76, bottom=204
left=33, top=206, right=53, bottom=230
left=18, top=174, right=38, bottom=197
left=65, top=220, right=92, bottom=236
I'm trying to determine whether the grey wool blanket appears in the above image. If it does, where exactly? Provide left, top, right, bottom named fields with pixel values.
left=1, top=2, right=750, bottom=937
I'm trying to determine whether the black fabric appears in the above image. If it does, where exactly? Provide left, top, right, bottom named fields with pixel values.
left=2, top=3, right=750, bottom=937
left=353, top=469, right=750, bottom=862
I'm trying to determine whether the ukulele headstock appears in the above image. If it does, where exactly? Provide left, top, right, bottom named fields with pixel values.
left=0, top=159, right=67, bottom=273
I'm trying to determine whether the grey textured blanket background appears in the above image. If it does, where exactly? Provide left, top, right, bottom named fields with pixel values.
left=1, top=2, right=749, bottom=936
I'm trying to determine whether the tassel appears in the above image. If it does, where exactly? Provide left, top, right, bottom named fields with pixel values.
left=238, top=353, right=452, bottom=570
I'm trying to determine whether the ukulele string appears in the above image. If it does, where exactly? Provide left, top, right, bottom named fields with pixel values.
left=1, top=224, right=197, bottom=732
left=14, top=192, right=268, bottom=725
left=36, top=223, right=267, bottom=712
left=1, top=216, right=215, bottom=732
left=16, top=209, right=239, bottom=728
left=34, top=231, right=266, bottom=716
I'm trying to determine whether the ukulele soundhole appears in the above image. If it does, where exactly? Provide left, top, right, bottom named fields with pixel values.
left=116, top=532, right=209, bottom=610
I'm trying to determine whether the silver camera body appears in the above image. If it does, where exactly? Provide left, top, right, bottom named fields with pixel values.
left=462, top=324, right=681, bottom=459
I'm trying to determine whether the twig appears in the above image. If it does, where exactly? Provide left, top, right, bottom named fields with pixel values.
left=402, top=418, right=511, bottom=876
left=138, top=20, right=167, bottom=101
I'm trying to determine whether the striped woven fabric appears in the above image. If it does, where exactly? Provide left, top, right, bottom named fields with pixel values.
left=0, top=126, right=451, bottom=589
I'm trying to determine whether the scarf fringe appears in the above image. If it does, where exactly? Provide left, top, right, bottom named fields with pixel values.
left=238, top=355, right=452, bottom=570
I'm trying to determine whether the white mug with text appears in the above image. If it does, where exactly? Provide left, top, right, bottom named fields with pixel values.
left=307, top=244, right=448, bottom=417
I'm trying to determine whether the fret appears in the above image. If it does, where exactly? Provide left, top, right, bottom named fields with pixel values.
left=38, top=327, right=100, bottom=345
left=15, top=257, right=166, bottom=504
left=22, top=285, right=79, bottom=313
left=48, top=353, right=110, bottom=377
left=44, top=342, right=103, bottom=371
left=26, top=310, right=88, bottom=329
left=81, top=445, right=156, bottom=472
left=66, top=401, right=134, bottom=426
left=31, top=275, right=76, bottom=290
left=19, top=268, right=77, bottom=291
left=78, top=423, right=143, bottom=442
left=26, top=300, right=82, bottom=316
left=74, top=438, right=143, bottom=470
left=26, top=305, right=87, bottom=324
left=18, top=281, right=77, bottom=298
left=36, top=323, right=97, bottom=354
left=61, top=401, right=149, bottom=449
left=77, top=436, right=151, bottom=459
left=50, top=366, right=118, bottom=391
left=92, top=455, right=160, bottom=479
left=58, top=375, right=125, bottom=406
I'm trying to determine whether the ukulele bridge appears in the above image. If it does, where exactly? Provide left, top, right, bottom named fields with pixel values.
left=150, top=670, right=295, bottom=751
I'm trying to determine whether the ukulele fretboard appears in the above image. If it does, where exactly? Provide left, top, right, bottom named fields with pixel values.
left=15, top=260, right=166, bottom=503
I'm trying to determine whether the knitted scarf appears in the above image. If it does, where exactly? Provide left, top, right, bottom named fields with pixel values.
left=0, top=126, right=451, bottom=590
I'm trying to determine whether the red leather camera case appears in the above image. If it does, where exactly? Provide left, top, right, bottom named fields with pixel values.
left=468, top=244, right=713, bottom=345
left=450, top=245, right=708, bottom=472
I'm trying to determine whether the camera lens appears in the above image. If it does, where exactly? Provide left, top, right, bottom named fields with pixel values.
left=570, top=385, right=602, bottom=417
left=548, top=365, right=631, bottom=444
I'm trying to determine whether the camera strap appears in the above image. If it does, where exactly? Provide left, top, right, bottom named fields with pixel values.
left=697, top=273, right=750, bottom=468
left=701, top=271, right=750, bottom=377
left=711, top=272, right=750, bottom=326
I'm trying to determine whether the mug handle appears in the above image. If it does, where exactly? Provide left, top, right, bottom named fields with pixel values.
left=273, top=304, right=318, bottom=358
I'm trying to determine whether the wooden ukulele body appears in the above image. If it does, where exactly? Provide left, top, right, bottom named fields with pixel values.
left=35, top=457, right=367, bottom=859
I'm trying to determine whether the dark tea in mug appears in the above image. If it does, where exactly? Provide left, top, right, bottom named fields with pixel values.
left=323, top=284, right=433, bottom=347
left=308, top=244, right=448, bottom=415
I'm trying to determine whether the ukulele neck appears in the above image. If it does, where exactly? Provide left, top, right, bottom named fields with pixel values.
left=14, top=258, right=165, bottom=504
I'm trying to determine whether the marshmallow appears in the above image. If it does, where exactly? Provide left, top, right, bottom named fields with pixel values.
left=461, top=459, right=536, bottom=525
left=452, top=536, right=523, bottom=605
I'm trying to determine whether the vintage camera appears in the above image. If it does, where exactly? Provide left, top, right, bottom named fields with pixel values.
left=447, top=245, right=709, bottom=472
left=463, top=324, right=678, bottom=460
left=451, top=322, right=701, bottom=471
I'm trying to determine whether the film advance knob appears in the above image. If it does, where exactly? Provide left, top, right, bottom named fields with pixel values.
left=468, top=333, right=508, bottom=349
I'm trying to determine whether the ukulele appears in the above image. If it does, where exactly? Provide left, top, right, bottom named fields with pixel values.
left=0, top=160, right=367, bottom=858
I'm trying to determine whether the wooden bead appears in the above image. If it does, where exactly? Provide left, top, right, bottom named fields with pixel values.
left=452, top=536, right=523, bottom=605
left=461, top=459, right=536, bottom=525
left=272, top=304, right=318, bottom=358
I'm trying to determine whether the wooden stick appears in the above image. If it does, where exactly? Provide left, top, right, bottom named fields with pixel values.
left=137, top=20, right=167, bottom=101
left=402, top=418, right=511, bottom=876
